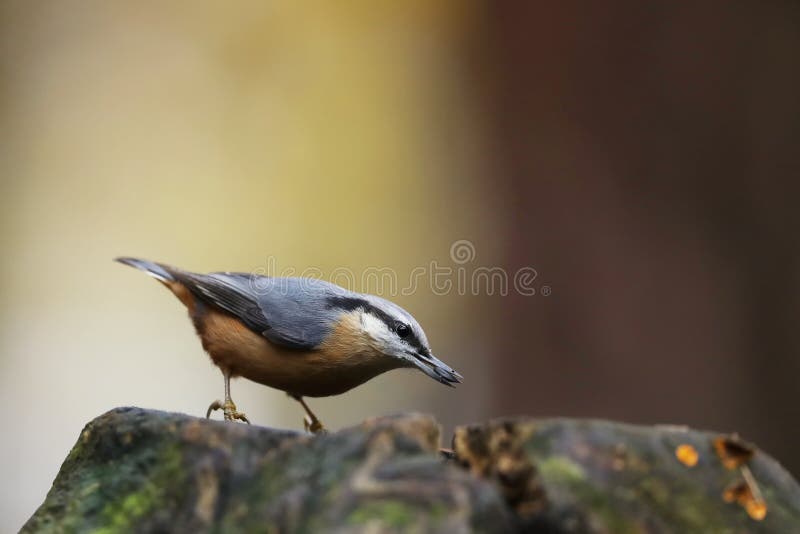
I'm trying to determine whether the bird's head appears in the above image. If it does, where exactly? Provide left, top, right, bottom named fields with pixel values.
left=327, top=295, right=462, bottom=386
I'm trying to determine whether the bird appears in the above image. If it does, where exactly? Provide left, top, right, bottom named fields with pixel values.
left=115, top=257, right=462, bottom=432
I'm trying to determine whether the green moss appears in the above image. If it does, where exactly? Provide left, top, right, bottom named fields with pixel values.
left=538, top=455, right=586, bottom=485
left=578, top=488, right=638, bottom=534
left=91, top=442, right=184, bottom=533
left=638, top=477, right=670, bottom=506
left=348, top=500, right=416, bottom=528
left=668, top=483, right=731, bottom=531
left=539, top=456, right=637, bottom=534
left=636, top=470, right=733, bottom=531
left=428, top=502, right=448, bottom=524
left=94, top=489, right=158, bottom=534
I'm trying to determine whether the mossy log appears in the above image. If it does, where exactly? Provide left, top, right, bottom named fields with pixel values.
left=22, top=408, right=800, bottom=533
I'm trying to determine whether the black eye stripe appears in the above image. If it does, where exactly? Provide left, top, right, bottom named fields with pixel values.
left=326, top=296, right=426, bottom=351
left=397, top=326, right=423, bottom=350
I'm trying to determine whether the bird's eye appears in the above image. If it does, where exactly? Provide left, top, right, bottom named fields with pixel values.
left=395, top=323, right=411, bottom=338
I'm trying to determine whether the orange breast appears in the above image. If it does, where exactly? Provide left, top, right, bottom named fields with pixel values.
left=187, top=303, right=400, bottom=397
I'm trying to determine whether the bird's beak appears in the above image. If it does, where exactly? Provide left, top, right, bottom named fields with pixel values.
left=411, top=351, right=463, bottom=387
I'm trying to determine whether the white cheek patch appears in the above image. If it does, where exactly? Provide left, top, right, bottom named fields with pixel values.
left=361, top=312, right=391, bottom=343
left=359, top=312, right=417, bottom=365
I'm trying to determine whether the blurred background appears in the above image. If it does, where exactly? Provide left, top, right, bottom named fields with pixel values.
left=2, top=1, right=799, bottom=530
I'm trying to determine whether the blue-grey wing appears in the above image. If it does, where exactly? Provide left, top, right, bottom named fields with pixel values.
left=179, top=272, right=345, bottom=351
left=252, top=277, right=349, bottom=350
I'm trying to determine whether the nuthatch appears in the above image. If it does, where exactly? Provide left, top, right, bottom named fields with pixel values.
left=115, top=257, right=462, bottom=432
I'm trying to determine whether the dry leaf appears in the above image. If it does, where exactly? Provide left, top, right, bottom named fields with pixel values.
left=723, top=479, right=749, bottom=503
left=746, top=500, right=768, bottom=521
left=722, top=468, right=767, bottom=521
left=713, top=434, right=755, bottom=470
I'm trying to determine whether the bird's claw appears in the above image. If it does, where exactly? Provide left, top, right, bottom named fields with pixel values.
left=225, top=402, right=251, bottom=424
left=232, top=411, right=250, bottom=424
left=206, top=399, right=250, bottom=424
left=206, top=400, right=223, bottom=418
left=303, top=415, right=327, bottom=434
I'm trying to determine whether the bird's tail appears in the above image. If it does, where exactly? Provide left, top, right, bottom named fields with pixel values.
left=114, top=257, right=176, bottom=282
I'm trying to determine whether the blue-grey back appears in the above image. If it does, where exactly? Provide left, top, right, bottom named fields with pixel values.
left=189, top=271, right=428, bottom=354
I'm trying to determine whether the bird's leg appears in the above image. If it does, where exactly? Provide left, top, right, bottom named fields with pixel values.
left=290, top=394, right=326, bottom=434
left=206, top=369, right=250, bottom=424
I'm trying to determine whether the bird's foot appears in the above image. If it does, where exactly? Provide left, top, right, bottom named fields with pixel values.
left=206, top=399, right=250, bottom=424
left=303, top=415, right=327, bottom=434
